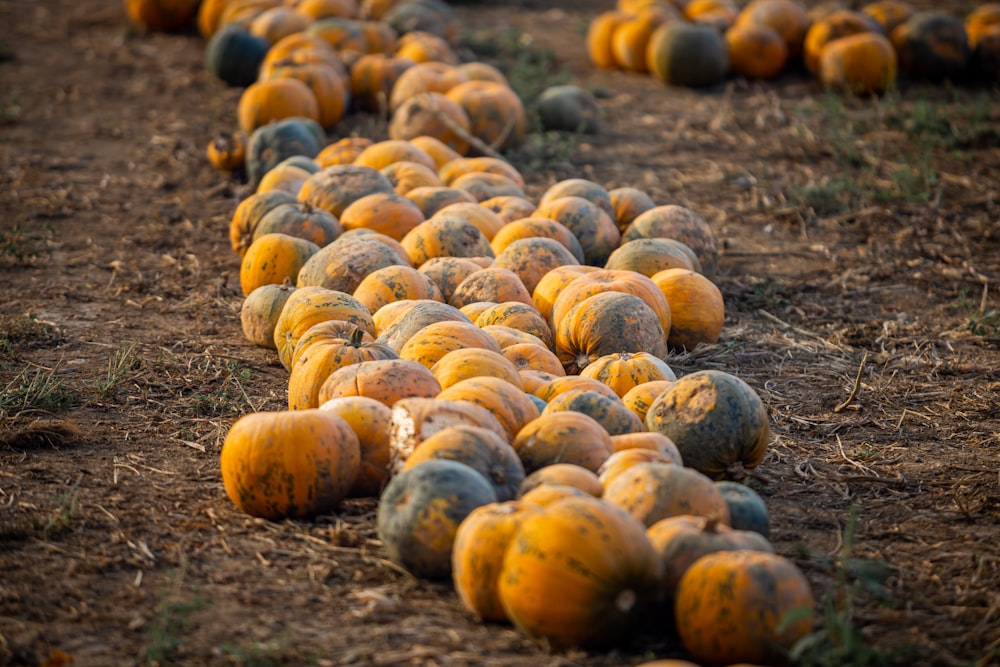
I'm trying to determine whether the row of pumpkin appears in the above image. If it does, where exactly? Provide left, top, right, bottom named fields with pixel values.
left=589, top=0, right=1000, bottom=94
left=124, top=0, right=818, bottom=662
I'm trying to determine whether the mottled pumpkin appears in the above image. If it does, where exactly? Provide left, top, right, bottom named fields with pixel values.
left=735, top=0, right=811, bottom=59
left=405, top=185, right=478, bottom=218
left=316, top=136, right=374, bottom=167
left=512, top=411, right=615, bottom=474
left=220, top=409, right=360, bottom=519
left=444, top=80, right=526, bottom=151
left=579, top=352, right=677, bottom=399
left=819, top=31, right=898, bottom=94
left=352, top=265, right=442, bottom=314
left=377, top=459, right=498, bottom=580
left=480, top=195, right=537, bottom=224
left=249, top=6, right=313, bottom=44
left=597, top=447, right=677, bottom=489
left=388, top=61, right=468, bottom=112
left=296, top=234, right=408, bottom=293
left=437, top=377, right=540, bottom=443
left=400, top=216, right=494, bottom=267
left=890, top=10, right=971, bottom=81
left=430, top=347, right=524, bottom=392
left=432, top=202, right=506, bottom=242
left=317, top=358, right=442, bottom=406
left=622, top=204, right=719, bottom=278
left=621, top=380, right=675, bottom=424
left=289, top=319, right=375, bottom=371
left=246, top=117, right=324, bottom=187
left=549, top=268, right=671, bottom=337
left=542, top=389, right=645, bottom=437
left=298, top=164, right=396, bottom=218
left=389, top=92, right=471, bottom=155
left=716, top=480, right=771, bottom=537
left=373, top=295, right=468, bottom=334
left=452, top=501, right=542, bottom=621
left=389, top=396, right=507, bottom=470
left=417, top=256, right=491, bottom=303
left=518, top=483, right=593, bottom=507
left=240, top=233, right=320, bottom=297
left=439, top=157, right=526, bottom=191
left=726, top=23, right=789, bottom=80
left=498, top=495, right=663, bottom=647
left=231, top=190, right=299, bottom=257
left=674, top=551, right=815, bottom=666
left=241, top=281, right=297, bottom=349
left=533, top=196, right=621, bottom=267
left=534, top=375, right=621, bottom=403
left=603, top=461, right=732, bottom=527
left=349, top=53, right=415, bottom=113
left=517, top=463, right=604, bottom=498
left=399, top=320, right=502, bottom=369
left=256, top=162, right=313, bottom=196
left=405, top=425, right=525, bottom=501
left=473, top=302, right=554, bottom=351
left=531, top=265, right=600, bottom=324
left=609, top=186, right=656, bottom=232
left=273, top=286, right=377, bottom=370
left=803, top=9, right=877, bottom=74
left=645, top=370, right=770, bottom=479
left=449, top=267, right=533, bottom=310
left=253, top=200, right=343, bottom=248
left=481, top=326, right=545, bottom=351
left=610, top=432, right=683, bottom=463
left=605, top=238, right=697, bottom=277
left=491, top=217, right=586, bottom=265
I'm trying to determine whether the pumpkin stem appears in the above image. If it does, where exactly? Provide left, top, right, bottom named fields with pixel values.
left=349, top=326, right=366, bottom=347
left=615, top=588, right=637, bottom=613
left=703, top=515, right=721, bottom=533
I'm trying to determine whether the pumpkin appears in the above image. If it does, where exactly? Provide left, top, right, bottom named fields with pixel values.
left=389, top=92, right=471, bottom=155
left=409, top=134, right=464, bottom=169
left=449, top=268, right=533, bottom=310
left=481, top=326, right=545, bottom=351
left=253, top=200, right=343, bottom=248
left=449, top=172, right=526, bottom=203
left=259, top=61, right=349, bottom=130
left=198, top=0, right=235, bottom=38
left=337, top=192, right=425, bottom=240
left=819, top=31, right=898, bottom=94
left=498, top=495, right=662, bottom=647
left=246, top=117, right=324, bottom=187
left=519, top=370, right=561, bottom=395
left=539, top=179, right=613, bottom=222
left=377, top=459, right=497, bottom=580
left=602, top=461, right=732, bottom=527
left=289, top=318, right=375, bottom=369
left=967, top=4, right=1000, bottom=46
left=610, top=432, right=683, bottom=463
left=890, top=10, right=971, bottom=81
left=735, top=0, right=811, bottom=59
left=220, top=409, right=360, bottom=519
left=971, top=24, right=1000, bottom=81
left=384, top=3, right=457, bottom=44
left=207, top=130, right=248, bottom=173
left=295, top=234, right=408, bottom=293
left=400, top=216, right=494, bottom=267
left=250, top=7, right=315, bottom=44
left=532, top=196, right=621, bottom=267
left=296, top=0, right=357, bottom=20
left=621, top=380, right=675, bottom=424
left=398, top=320, right=502, bottom=369
left=473, top=302, right=554, bottom=351
left=240, top=233, right=319, bottom=297
left=219, top=0, right=279, bottom=29
left=431, top=347, right=524, bottom=391
left=605, top=238, right=697, bottom=277
left=862, top=1, right=915, bottom=35
left=437, top=377, right=540, bottom=443
left=319, top=396, right=391, bottom=498
left=417, top=256, right=491, bottom=303
left=316, top=136, right=373, bottom=167
left=125, top=0, right=201, bottom=32
left=542, top=389, right=645, bottom=437
left=288, top=327, right=398, bottom=410
left=241, top=281, right=297, bottom=349
left=535, top=84, right=602, bottom=134
left=378, top=160, right=441, bottom=196
left=394, top=29, right=458, bottom=64
left=491, top=217, right=586, bottom=264
left=716, top=480, right=771, bottom=537
left=501, top=343, right=565, bottom=377
left=517, top=463, right=604, bottom=498
left=230, top=190, right=299, bottom=257
left=262, top=32, right=345, bottom=72
left=597, top=447, right=677, bottom=489
left=651, top=268, right=725, bottom=351
left=237, top=78, right=320, bottom=134
left=674, top=551, right=815, bottom=666
left=511, top=411, right=615, bottom=474
left=534, top=375, right=621, bottom=403
left=298, top=164, right=396, bottom=218
left=317, top=358, right=442, bottom=406
left=352, top=264, right=442, bottom=314
left=646, top=370, right=770, bottom=480
left=307, top=16, right=368, bottom=52
left=432, top=202, right=506, bottom=242
left=518, top=483, right=593, bottom=507
left=622, top=204, right=719, bottom=278
left=452, top=501, right=542, bottom=621
left=405, top=185, right=477, bottom=217
left=373, top=299, right=470, bottom=349
left=256, top=162, right=313, bottom=196
left=481, top=195, right=537, bottom=223
left=646, top=21, right=730, bottom=88
left=405, top=425, right=525, bottom=501
left=273, top=286, right=377, bottom=370
left=389, top=396, right=507, bottom=470
left=457, top=61, right=508, bottom=85
left=609, top=187, right=656, bottom=232
left=588, top=11, right=631, bottom=69
left=531, top=265, right=600, bottom=323
left=349, top=53, right=415, bottom=113
left=555, top=292, right=669, bottom=375
left=647, top=514, right=773, bottom=601
left=725, top=23, right=789, bottom=80
left=580, top=352, right=677, bottom=398
left=803, top=10, right=877, bottom=74
left=388, top=61, right=468, bottom=112
left=611, top=10, right=677, bottom=74
left=352, top=139, right=435, bottom=172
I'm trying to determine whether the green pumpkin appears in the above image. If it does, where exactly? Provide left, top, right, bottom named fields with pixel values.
left=205, top=24, right=270, bottom=87
left=715, top=480, right=771, bottom=538
left=891, top=11, right=971, bottom=81
left=246, top=118, right=324, bottom=187
left=535, top=85, right=602, bottom=134
left=646, top=21, right=730, bottom=88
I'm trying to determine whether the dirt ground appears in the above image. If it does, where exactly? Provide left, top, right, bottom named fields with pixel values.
left=1, top=1, right=998, bottom=665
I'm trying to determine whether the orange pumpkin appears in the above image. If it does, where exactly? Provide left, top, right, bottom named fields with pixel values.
left=674, top=551, right=815, bottom=665
left=621, top=380, right=675, bottom=424
left=481, top=195, right=537, bottom=223
left=498, top=495, right=662, bottom=647
left=588, top=10, right=631, bottom=69
left=273, top=286, right=376, bottom=370
left=518, top=483, right=593, bottom=507
left=206, top=130, right=248, bottom=172
left=399, top=320, right=502, bottom=369
left=549, top=268, right=671, bottom=337
left=437, top=377, right=541, bottom=442
left=439, top=157, right=526, bottom=190
left=651, top=268, right=725, bottom=351
left=602, top=461, right=732, bottom=527
left=240, top=232, right=320, bottom=297
left=645, top=370, right=770, bottom=480
left=400, top=216, right=494, bottom=267
left=388, top=61, right=468, bottom=111
left=511, top=411, right=615, bottom=474
left=405, top=425, right=525, bottom=501
left=609, top=186, right=656, bottom=232
left=481, top=326, right=545, bottom=350
left=597, top=447, right=677, bottom=489
left=237, top=77, right=321, bottom=134
left=316, top=136, right=374, bottom=167
left=388, top=396, right=507, bottom=471
left=352, top=264, right=442, bottom=314
left=803, top=9, right=877, bottom=74
left=604, top=238, right=697, bottom=277
left=452, top=501, right=542, bottom=621
left=337, top=192, right=424, bottom=240
left=725, top=23, right=789, bottom=80
left=610, top=432, right=683, bottom=463
left=381, top=160, right=443, bottom=195
left=289, top=319, right=371, bottom=369
left=621, top=204, right=719, bottom=278
left=735, top=0, right=811, bottom=59
left=542, top=389, right=645, bottom=437
left=389, top=92, right=471, bottom=155
left=431, top=347, right=525, bottom=391
left=531, top=265, right=600, bottom=323
left=449, top=267, right=533, bottom=310
left=125, top=0, right=201, bottom=31
left=317, top=395, right=392, bottom=497
left=409, top=134, right=464, bottom=169
left=220, top=409, right=360, bottom=519
left=377, top=459, right=498, bottom=579
left=517, top=463, right=604, bottom=498
left=473, top=302, right=554, bottom=351
left=445, top=80, right=526, bottom=151
left=534, top=375, right=621, bottom=403
left=230, top=190, right=299, bottom=257
left=580, top=352, right=677, bottom=398
left=318, top=358, right=442, bottom=406
left=501, top=343, right=565, bottom=377
left=819, top=31, right=898, bottom=94
left=261, top=60, right=349, bottom=130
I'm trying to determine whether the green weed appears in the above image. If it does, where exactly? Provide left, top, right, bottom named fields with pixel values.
left=0, top=314, right=55, bottom=360
left=145, top=574, right=212, bottom=665
left=788, top=506, right=917, bottom=667
left=952, top=287, right=999, bottom=341
left=95, top=341, right=141, bottom=398
left=44, top=487, right=80, bottom=537
left=0, top=365, right=75, bottom=418
left=0, top=224, right=46, bottom=265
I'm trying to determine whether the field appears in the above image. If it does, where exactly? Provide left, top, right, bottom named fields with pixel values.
left=1, top=0, right=998, bottom=665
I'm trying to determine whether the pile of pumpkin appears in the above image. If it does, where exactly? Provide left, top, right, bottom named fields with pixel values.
left=588, top=0, right=1000, bottom=94
left=124, top=0, right=817, bottom=662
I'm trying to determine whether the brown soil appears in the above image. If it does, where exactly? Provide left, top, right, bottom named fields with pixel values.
left=1, top=1, right=998, bottom=666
